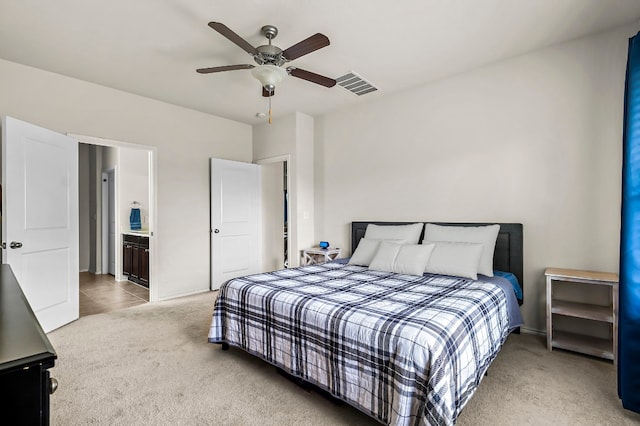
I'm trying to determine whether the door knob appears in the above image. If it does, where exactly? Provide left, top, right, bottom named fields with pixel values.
left=50, top=377, right=58, bottom=394
left=9, top=241, right=23, bottom=249
left=214, top=229, right=220, bottom=234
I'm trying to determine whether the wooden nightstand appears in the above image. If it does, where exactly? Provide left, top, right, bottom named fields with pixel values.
left=300, top=248, right=341, bottom=266
left=545, top=267, right=618, bottom=364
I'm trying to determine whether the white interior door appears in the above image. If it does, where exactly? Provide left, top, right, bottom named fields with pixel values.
left=107, top=170, right=115, bottom=275
left=260, top=162, right=284, bottom=271
left=101, top=169, right=116, bottom=276
left=101, top=171, right=108, bottom=273
left=2, top=116, right=79, bottom=333
left=210, top=158, right=259, bottom=290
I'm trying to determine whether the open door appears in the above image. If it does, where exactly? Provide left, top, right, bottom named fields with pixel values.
left=2, top=116, right=79, bottom=333
left=260, top=161, right=285, bottom=271
left=210, top=158, right=259, bottom=290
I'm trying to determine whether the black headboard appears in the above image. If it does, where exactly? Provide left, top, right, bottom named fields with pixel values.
left=351, top=221, right=523, bottom=304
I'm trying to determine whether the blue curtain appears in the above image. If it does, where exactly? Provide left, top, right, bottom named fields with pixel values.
left=620, top=30, right=640, bottom=413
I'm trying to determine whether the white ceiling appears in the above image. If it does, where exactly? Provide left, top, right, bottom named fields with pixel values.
left=1, top=1, right=640, bottom=125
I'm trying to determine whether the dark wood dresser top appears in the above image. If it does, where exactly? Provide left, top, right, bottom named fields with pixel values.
left=0, top=264, right=56, bottom=373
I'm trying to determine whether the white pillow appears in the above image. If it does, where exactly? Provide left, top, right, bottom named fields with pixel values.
left=368, top=241, right=403, bottom=271
left=348, top=238, right=405, bottom=266
left=422, top=241, right=483, bottom=280
left=424, top=224, right=500, bottom=277
left=369, top=242, right=435, bottom=276
left=364, top=223, right=424, bottom=245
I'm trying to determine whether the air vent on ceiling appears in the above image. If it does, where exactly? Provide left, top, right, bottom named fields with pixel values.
left=336, top=72, right=378, bottom=96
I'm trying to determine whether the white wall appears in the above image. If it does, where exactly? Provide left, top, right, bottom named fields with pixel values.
left=0, top=58, right=252, bottom=300
left=314, top=24, right=635, bottom=333
left=295, top=114, right=315, bottom=250
left=102, top=145, right=117, bottom=171
left=119, top=148, right=150, bottom=232
left=253, top=112, right=315, bottom=267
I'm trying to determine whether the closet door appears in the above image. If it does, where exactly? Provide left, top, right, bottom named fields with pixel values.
left=210, top=158, right=259, bottom=290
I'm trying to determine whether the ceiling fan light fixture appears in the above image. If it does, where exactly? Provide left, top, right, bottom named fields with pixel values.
left=251, top=65, right=287, bottom=91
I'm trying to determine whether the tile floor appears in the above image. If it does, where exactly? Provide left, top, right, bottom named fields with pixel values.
left=79, top=272, right=149, bottom=317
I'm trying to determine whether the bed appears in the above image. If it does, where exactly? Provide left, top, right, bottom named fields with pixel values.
left=209, top=221, right=524, bottom=425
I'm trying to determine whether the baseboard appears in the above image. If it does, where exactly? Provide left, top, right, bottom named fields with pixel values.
left=79, top=269, right=89, bottom=273
left=155, top=288, right=211, bottom=302
left=520, top=326, right=545, bottom=336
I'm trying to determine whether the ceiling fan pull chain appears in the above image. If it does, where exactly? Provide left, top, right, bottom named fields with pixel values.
left=268, top=95, right=272, bottom=124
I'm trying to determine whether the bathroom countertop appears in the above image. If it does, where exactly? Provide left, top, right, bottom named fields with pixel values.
left=122, top=230, right=150, bottom=237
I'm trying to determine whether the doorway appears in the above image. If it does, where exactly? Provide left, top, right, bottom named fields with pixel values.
left=76, top=134, right=156, bottom=305
left=257, top=155, right=290, bottom=272
left=79, top=272, right=148, bottom=317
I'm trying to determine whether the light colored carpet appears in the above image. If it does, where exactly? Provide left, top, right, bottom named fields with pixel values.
left=48, top=292, right=640, bottom=425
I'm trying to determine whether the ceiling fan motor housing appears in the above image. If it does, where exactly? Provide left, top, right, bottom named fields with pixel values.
left=254, top=45, right=285, bottom=66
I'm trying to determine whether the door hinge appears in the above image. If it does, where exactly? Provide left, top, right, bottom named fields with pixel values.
left=1, top=242, right=5, bottom=249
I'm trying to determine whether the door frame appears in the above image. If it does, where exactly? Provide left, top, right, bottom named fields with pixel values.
left=256, top=155, right=291, bottom=270
left=69, top=133, right=158, bottom=302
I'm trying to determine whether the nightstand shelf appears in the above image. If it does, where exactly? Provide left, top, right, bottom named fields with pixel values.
left=545, top=267, right=618, bottom=364
left=551, top=331, right=614, bottom=361
left=550, top=300, right=614, bottom=323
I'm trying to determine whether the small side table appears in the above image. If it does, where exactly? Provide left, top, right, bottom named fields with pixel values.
left=545, top=267, right=618, bottom=364
left=300, top=247, right=342, bottom=266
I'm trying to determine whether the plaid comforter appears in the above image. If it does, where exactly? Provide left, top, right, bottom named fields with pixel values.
left=208, top=263, right=510, bottom=426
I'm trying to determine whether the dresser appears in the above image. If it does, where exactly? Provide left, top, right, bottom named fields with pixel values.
left=0, top=264, right=58, bottom=424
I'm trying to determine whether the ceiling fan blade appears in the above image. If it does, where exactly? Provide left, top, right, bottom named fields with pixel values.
left=208, top=22, right=258, bottom=56
left=262, top=87, right=275, bottom=97
left=282, top=33, right=330, bottom=61
left=288, top=67, right=336, bottom=88
left=196, top=64, right=254, bottom=74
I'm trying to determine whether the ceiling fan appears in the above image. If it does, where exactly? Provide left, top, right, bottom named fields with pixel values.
left=197, top=22, right=336, bottom=98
